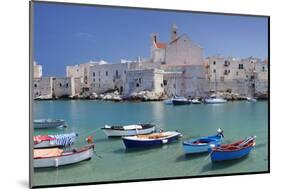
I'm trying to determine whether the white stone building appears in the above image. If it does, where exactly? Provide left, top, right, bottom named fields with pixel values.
left=33, top=77, right=53, bottom=99
left=162, top=65, right=208, bottom=97
left=205, top=56, right=268, bottom=95
left=124, top=69, right=164, bottom=95
left=33, top=61, right=42, bottom=78
left=52, top=77, right=75, bottom=98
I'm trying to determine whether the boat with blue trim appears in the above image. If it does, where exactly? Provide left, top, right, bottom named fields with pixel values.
left=122, top=131, right=182, bottom=149
left=182, top=128, right=224, bottom=154
left=210, top=136, right=256, bottom=162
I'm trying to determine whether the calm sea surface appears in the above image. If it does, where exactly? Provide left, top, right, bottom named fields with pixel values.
left=33, top=100, right=268, bottom=186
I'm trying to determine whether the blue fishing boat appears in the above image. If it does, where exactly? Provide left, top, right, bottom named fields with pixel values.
left=122, top=131, right=182, bottom=149
left=210, top=136, right=256, bottom=162
left=182, top=128, right=224, bottom=154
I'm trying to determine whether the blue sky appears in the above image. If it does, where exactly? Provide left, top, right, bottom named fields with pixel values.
left=34, top=2, right=268, bottom=76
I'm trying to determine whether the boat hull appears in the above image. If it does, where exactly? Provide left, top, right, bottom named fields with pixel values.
left=172, top=100, right=190, bottom=105
left=34, top=148, right=93, bottom=168
left=102, top=126, right=155, bottom=137
left=122, top=132, right=181, bottom=149
left=183, top=135, right=222, bottom=154
left=33, top=119, right=66, bottom=129
left=211, top=146, right=253, bottom=162
left=205, top=99, right=227, bottom=104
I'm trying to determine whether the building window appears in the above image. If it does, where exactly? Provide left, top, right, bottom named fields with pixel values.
left=106, top=71, right=108, bottom=76
left=224, top=70, right=228, bottom=75
left=93, top=72, right=95, bottom=77
left=163, top=80, right=167, bottom=86
left=59, top=83, right=62, bottom=87
left=136, top=83, right=139, bottom=87
left=262, top=66, right=265, bottom=72
left=66, top=83, right=68, bottom=88
left=213, top=69, right=216, bottom=73
left=99, top=78, right=101, bottom=82
left=228, top=70, right=230, bottom=73
left=161, top=83, right=163, bottom=87
left=93, top=78, right=95, bottom=82
left=238, top=64, right=244, bottom=69
left=236, top=71, right=239, bottom=76
left=213, top=61, right=216, bottom=65
left=246, top=75, right=248, bottom=78
left=34, top=84, right=37, bottom=88
left=224, top=60, right=228, bottom=66
left=139, top=78, right=142, bottom=83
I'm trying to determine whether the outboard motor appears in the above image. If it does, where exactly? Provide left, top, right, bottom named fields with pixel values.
left=217, top=128, right=224, bottom=138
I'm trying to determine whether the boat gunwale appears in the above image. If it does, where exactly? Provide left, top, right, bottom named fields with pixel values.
left=34, top=145, right=94, bottom=159
left=122, top=131, right=181, bottom=141
left=183, top=135, right=222, bottom=146
left=212, top=140, right=254, bottom=152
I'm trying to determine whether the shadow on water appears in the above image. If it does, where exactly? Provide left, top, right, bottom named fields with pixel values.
left=254, top=143, right=267, bottom=149
left=112, top=146, right=163, bottom=154
left=200, top=155, right=249, bottom=173
left=175, top=152, right=209, bottom=162
left=93, top=137, right=120, bottom=143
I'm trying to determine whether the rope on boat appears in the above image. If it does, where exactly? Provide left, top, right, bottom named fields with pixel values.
left=93, top=150, right=103, bottom=159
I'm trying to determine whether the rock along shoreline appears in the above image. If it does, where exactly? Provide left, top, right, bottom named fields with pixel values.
left=34, top=90, right=268, bottom=102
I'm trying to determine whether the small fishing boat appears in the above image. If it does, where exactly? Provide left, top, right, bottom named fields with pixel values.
left=164, top=95, right=185, bottom=105
left=191, top=99, right=201, bottom=104
left=246, top=97, right=257, bottom=102
left=34, top=143, right=95, bottom=168
left=172, top=96, right=190, bottom=105
left=33, top=119, right=67, bottom=129
left=182, top=128, right=224, bottom=154
left=101, top=123, right=156, bottom=137
left=122, top=131, right=182, bottom=149
left=204, top=94, right=227, bottom=104
left=34, top=133, right=78, bottom=149
left=210, top=136, right=256, bottom=162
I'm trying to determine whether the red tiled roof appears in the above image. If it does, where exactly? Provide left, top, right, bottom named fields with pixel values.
left=155, top=42, right=166, bottom=49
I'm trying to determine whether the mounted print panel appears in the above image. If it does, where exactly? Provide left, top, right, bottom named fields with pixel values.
left=30, top=1, right=269, bottom=188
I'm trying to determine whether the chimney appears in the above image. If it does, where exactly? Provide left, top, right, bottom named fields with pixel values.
left=171, top=24, right=178, bottom=41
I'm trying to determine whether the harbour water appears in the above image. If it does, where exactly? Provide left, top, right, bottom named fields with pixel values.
left=33, top=100, right=268, bottom=186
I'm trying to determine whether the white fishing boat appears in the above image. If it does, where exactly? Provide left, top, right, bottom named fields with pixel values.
left=34, top=133, right=78, bottom=149
left=191, top=99, right=201, bottom=104
left=34, top=144, right=94, bottom=168
left=204, top=95, right=227, bottom=104
left=33, top=119, right=67, bottom=129
left=246, top=97, right=257, bottom=102
left=101, top=123, right=156, bottom=137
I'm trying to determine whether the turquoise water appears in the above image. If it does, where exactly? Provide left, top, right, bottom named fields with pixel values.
left=33, top=100, right=268, bottom=186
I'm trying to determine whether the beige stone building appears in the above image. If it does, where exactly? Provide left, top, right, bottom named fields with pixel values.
left=205, top=56, right=268, bottom=95
left=33, top=77, right=53, bottom=99
left=124, top=69, right=164, bottom=95
left=52, top=77, right=75, bottom=98
left=33, top=61, right=42, bottom=78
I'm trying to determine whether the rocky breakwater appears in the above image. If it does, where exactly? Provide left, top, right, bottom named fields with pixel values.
left=99, top=91, right=122, bottom=102
left=125, top=91, right=167, bottom=101
left=216, top=92, right=247, bottom=101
